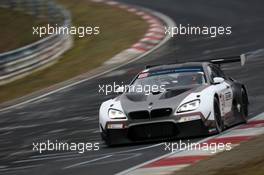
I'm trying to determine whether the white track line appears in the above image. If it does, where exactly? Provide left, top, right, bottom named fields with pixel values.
left=63, top=155, right=112, bottom=169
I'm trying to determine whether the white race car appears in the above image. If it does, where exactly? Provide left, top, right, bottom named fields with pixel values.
left=99, top=55, right=248, bottom=146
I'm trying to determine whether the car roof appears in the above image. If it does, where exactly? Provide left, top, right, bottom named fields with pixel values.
left=146, top=62, right=209, bottom=72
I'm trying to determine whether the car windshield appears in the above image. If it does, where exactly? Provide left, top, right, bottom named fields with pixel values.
left=132, top=68, right=206, bottom=90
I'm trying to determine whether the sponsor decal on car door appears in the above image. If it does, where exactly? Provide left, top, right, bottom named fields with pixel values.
left=222, top=81, right=233, bottom=115
left=217, top=81, right=233, bottom=116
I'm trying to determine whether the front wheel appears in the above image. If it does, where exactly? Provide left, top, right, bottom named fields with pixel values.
left=214, top=97, right=225, bottom=133
left=101, top=134, right=114, bottom=146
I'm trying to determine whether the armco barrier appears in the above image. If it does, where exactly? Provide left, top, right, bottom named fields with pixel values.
left=0, top=0, right=73, bottom=85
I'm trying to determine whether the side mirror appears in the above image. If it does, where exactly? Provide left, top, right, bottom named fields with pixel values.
left=115, top=86, right=125, bottom=94
left=213, top=77, right=225, bottom=84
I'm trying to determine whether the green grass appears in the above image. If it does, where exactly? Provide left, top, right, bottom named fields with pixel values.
left=0, top=0, right=148, bottom=103
left=0, top=8, right=47, bottom=52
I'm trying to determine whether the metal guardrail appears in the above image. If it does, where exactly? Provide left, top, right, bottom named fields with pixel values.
left=0, top=0, right=73, bottom=85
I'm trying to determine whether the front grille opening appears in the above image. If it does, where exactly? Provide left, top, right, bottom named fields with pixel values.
left=129, top=111, right=149, bottom=120
left=129, top=108, right=172, bottom=120
left=128, top=122, right=177, bottom=141
left=151, top=108, right=172, bottom=118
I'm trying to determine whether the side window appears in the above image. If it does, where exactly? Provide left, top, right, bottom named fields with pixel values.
left=208, top=65, right=226, bottom=80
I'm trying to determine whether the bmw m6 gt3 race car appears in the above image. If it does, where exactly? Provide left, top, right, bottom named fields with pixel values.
left=99, top=55, right=249, bottom=146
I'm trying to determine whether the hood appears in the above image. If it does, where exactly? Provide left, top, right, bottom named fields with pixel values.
left=120, top=84, right=206, bottom=116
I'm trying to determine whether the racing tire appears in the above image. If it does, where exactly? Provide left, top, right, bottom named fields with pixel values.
left=104, top=138, right=113, bottom=147
left=239, top=88, right=248, bottom=123
left=101, top=135, right=114, bottom=146
left=232, top=88, right=248, bottom=124
left=100, top=130, right=114, bottom=146
left=214, top=97, right=224, bottom=133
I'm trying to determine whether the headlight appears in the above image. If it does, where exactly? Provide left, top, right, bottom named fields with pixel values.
left=108, top=109, right=127, bottom=119
left=176, top=100, right=200, bottom=113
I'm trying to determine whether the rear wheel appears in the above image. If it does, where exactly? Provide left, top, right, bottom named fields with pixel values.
left=214, top=97, right=224, bottom=133
left=240, top=89, right=248, bottom=123
left=232, top=88, right=248, bottom=124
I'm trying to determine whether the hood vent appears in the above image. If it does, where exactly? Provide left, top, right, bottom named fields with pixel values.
left=161, top=88, right=190, bottom=99
left=125, top=93, right=147, bottom=102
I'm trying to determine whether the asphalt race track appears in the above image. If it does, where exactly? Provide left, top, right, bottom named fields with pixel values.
left=1, top=0, right=264, bottom=174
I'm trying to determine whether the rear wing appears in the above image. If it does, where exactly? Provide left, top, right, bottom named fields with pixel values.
left=144, top=54, right=247, bottom=69
left=210, top=54, right=246, bottom=66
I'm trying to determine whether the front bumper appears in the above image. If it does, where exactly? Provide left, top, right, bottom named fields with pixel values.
left=101, top=118, right=214, bottom=145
